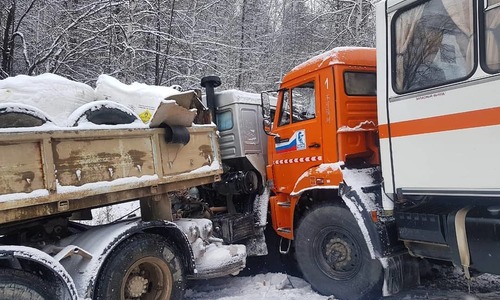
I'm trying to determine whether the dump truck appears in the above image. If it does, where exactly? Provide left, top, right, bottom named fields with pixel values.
left=254, top=0, right=500, bottom=299
left=0, top=74, right=247, bottom=300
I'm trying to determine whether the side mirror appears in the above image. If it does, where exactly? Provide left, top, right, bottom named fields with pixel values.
left=261, top=91, right=279, bottom=138
left=263, top=119, right=272, bottom=133
left=261, top=92, right=271, bottom=120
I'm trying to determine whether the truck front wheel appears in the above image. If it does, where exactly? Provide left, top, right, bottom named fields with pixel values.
left=94, top=234, right=185, bottom=300
left=295, top=205, right=383, bottom=299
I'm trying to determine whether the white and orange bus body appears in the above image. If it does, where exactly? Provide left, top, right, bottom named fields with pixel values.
left=377, top=0, right=500, bottom=278
left=377, top=0, right=500, bottom=205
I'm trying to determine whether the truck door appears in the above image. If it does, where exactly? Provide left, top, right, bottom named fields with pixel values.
left=334, top=65, right=378, bottom=165
left=270, top=77, right=323, bottom=193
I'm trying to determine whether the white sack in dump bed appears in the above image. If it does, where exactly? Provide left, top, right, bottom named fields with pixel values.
left=96, top=74, right=199, bottom=125
left=0, top=74, right=96, bottom=126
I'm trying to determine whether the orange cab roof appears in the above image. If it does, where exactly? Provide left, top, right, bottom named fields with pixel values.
left=283, top=47, right=376, bottom=84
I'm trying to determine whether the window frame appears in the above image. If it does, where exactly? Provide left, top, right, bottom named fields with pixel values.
left=290, top=81, right=316, bottom=124
left=277, top=88, right=291, bottom=127
left=215, top=109, right=234, bottom=132
left=277, top=80, right=317, bottom=127
left=343, top=71, right=377, bottom=96
left=390, top=0, right=478, bottom=95
left=480, top=0, right=500, bottom=74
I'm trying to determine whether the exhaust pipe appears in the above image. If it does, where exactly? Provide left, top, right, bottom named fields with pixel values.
left=201, top=76, right=221, bottom=123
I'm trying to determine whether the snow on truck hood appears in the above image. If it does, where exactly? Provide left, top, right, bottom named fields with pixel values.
left=0, top=73, right=199, bottom=127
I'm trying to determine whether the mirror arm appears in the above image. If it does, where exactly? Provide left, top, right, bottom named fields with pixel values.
left=263, top=120, right=279, bottom=137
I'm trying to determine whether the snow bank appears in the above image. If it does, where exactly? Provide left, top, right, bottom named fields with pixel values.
left=0, top=73, right=96, bottom=126
left=95, top=74, right=181, bottom=123
left=185, top=273, right=333, bottom=300
left=0, top=73, right=199, bottom=128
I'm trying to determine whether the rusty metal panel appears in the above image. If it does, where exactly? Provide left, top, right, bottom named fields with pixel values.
left=54, top=136, right=155, bottom=186
left=0, top=174, right=220, bottom=225
left=0, top=142, right=45, bottom=195
left=160, top=127, right=218, bottom=176
left=0, top=126, right=223, bottom=225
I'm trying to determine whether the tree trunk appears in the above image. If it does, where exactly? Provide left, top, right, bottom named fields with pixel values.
left=154, top=0, right=161, bottom=85
left=1, top=2, right=15, bottom=78
left=237, top=0, right=247, bottom=89
left=159, top=0, right=176, bottom=85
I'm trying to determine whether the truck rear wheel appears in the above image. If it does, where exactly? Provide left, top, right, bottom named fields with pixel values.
left=94, top=234, right=185, bottom=300
left=295, top=205, right=383, bottom=299
left=0, top=268, right=51, bottom=300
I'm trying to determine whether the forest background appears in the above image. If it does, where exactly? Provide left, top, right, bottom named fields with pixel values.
left=1, top=0, right=377, bottom=92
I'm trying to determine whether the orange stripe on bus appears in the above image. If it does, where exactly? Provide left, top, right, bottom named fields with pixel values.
left=379, top=107, right=500, bottom=138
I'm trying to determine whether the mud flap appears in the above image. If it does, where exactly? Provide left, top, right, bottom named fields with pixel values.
left=382, top=253, right=420, bottom=296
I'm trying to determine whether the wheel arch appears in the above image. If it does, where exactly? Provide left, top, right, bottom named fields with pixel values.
left=294, top=203, right=384, bottom=298
left=58, top=219, right=195, bottom=298
left=0, top=246, right=79, bottom=299
left=142, top=225, right=195, bottom=274
left=293, top=186, right=386, bottom=260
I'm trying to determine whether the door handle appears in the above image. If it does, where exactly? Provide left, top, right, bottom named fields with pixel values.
left=308, top=142, right=320, bottom=148
left=275, top=136, right=289, bottom=143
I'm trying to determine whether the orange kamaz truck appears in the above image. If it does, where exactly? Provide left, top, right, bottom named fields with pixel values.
left=261, top=47, right=390, bottom=300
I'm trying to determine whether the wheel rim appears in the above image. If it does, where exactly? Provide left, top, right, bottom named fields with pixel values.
left=120, top=257, right=173, bottom=300
left=313, top=225, right=363, bottom=280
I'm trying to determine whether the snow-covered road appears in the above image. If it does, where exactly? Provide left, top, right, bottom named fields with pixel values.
left=185, top=271, right=500, bottom=300
left=186, top=273, right=331, bottom=300
left=185, top=263, right=500, bottom=299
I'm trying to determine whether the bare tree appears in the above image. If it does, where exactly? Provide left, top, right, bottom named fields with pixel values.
left=1, top=0, right=377, bottom=91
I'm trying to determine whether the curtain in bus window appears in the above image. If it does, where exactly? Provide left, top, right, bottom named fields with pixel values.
left=394, top=0, right=474, bottom=93
left=485, top=5, right=500, bottom=72
left=442, top=0, right=474, bottom=71
left=395, top=6, right=424, bottom=91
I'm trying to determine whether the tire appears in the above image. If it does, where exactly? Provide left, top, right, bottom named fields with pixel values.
left=75, top=107, right=138, bottom=126
left=0, top=111, right=46, bottom=128
left=0, top=268, right=52, bottom=300
left=295, top=205, right=383, bottom=300
left=94, top=234, right=185, bottom=300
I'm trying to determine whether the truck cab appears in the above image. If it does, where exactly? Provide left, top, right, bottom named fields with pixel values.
left=261, top=48, right=395, bottom=299
left=266, top=48, right=378, bottom=240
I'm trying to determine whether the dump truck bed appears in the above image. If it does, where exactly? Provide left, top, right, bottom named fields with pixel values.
left=0, top=125, right=222, bottom=225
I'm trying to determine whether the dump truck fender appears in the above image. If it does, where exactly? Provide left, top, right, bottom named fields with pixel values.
left=0, top=246, right=79, bottom=299
left=58, top=219, right=194, bottom=298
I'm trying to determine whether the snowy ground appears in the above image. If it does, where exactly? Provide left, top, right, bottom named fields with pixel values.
left=185, top=257, right=500, bottom=300
left=85, top=204, right=500, bottom=299
left=185, top=273, right=331, bottom=300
